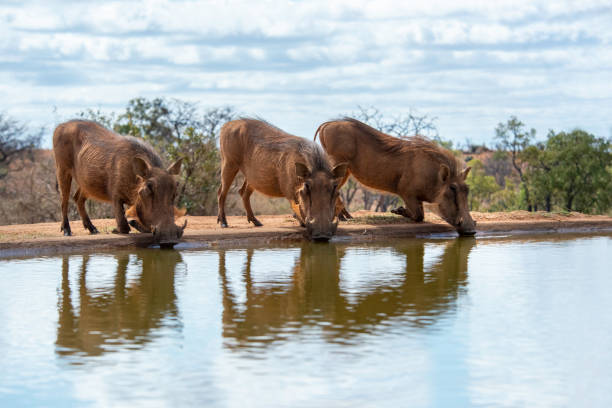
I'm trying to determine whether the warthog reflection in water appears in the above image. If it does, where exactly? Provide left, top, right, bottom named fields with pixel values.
left=55, top=250, right=183, bottom=358
left=218, top=238, right=475, bottom=350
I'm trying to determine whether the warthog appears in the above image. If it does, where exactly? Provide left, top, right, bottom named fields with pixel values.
left=53, top=120, right=187, bottom=247
left=315, top=118, right=476, bottom=235
left=217, top=118, right=347, bottom=241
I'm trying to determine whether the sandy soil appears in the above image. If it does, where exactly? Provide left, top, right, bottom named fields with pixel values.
left=1, top=210, right=612, bottom=257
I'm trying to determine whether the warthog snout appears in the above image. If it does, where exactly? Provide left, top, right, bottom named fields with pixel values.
left=305, top=217, right=338, bottom=242
left=456, top=217, right=477, bottom=236
left=153, top=219, right=187, bottom=248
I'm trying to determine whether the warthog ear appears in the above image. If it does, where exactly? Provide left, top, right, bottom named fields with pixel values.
left=438, top=165, right=450, bottom=183
left=332, top=163, right=348, bottom=180
left=295, top=162, right=311, bottom=179
left=461, top=166, right=471, bottom=180
left=167, top=157, right=183, bottom=175
left=133, top=157, right=151, bottom=178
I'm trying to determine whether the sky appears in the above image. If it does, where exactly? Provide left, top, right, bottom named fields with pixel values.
left=1, top=0, right=612, bottom=147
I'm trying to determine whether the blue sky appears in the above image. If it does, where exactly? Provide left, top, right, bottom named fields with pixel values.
left=1, top=0, right=612, bottom=147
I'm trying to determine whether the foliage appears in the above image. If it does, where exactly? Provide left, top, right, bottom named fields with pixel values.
left=0, top=113, right=42, bottom=179
left=465, top=159, right=500, bottom=211
left=524, top=130, right=612, bottom=213
left=483, top=150, right=514, bottom=187
left=0, top=150, right=112, bottom=224
left=354, top=105, right=439, bottom=139
left=3, top=107, right=612, bottom=225
left=488, top=178, right=521, bottom=212
left=339, top=177, right=360, bottom=210
left=495, top=116, right=536, bottom=210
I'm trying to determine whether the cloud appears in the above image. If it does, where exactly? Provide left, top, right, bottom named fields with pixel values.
left=1, top=0, right=612, bottom=145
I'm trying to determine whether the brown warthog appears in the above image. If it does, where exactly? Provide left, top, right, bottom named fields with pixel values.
left=53, top=120, right=187, bottom=247
left=217, top=118, right=347, bottom=241
left=315, top=118, right=476, bottom=235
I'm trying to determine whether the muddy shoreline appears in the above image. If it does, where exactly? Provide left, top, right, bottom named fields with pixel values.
left=1, top=211, right=612, bottom=258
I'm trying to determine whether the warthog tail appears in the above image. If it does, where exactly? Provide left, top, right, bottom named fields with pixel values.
left=314, top=122, right=327, bottom=141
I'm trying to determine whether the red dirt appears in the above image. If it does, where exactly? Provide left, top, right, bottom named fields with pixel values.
left=1, top=210, right=612, bottom=257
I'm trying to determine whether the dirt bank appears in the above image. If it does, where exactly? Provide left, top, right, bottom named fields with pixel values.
left=1, top=210, right=612, bottom=258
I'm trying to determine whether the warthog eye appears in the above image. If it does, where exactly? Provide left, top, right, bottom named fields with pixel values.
left=450, top=184, right=457, bottom=192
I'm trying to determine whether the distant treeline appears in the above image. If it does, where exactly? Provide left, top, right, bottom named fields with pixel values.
left=463, top=117, right=611, bottom=214
left=1, top=98, right=611, bottom=225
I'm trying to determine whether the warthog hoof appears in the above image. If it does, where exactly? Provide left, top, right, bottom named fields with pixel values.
left=89, top=227, right=99, bottom=235
left=251, top=218, right=263, bottom=227
left=338, top=209, right=353, bottom=221
left=390, top=207, right=406, bottom=216
left=61, top=224, right=72, bottom=236
left=292, top=213, right=306, bottom=227
left=391, top=207, right=424, bottom=222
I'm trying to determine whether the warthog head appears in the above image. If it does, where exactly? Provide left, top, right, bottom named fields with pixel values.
left=295, top=162, right=348, bottom=241
left=433, top=166, right=476, bottom=236
left=131, top=157, right=187, bottom=248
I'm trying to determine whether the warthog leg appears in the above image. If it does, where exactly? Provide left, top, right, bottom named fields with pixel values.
left=56, top=168, right=72, bottom=236
left=112, top=199, right=131, bottom=234
left=128, top=219, right=151, bottom=233
left=239, top=180, right=263, bottom=227
left=290, top=201, right=306, bottom=227
left=391, top=198, right=424, bottom=222
left=334, top=167, right=353, bottom=221
left=338, top=207, right=353, bottom=221
left=74, top=188, right=99, bottom=234
left=217, top=161, right=239, bottom=228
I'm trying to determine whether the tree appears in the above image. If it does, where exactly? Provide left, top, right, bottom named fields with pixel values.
left=0, top=113, right=42, bottom=178
left=495, top=116, right=535, bottom=210
left=544, top=130, right=611, bottom=213
left=339, top=178, right=360, bottom=210
left=483, top=150, right=514, bottom=187
left=523, top=143, right=555, bottom=211
left=464, top=159, right=501, bottom=211
left=354, top=105, right=438, bottom=139
left=522, top=130, right=612, bottom=213
left=488, top=178, right=521, bottom=212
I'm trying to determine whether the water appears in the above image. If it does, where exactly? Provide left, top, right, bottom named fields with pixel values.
left=1, top=234, right=611, bottom=407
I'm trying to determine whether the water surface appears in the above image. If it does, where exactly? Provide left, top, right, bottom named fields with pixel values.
left=1, top=234, right=611, bottom=407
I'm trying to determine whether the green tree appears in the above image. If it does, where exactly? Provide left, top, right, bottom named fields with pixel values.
left=544, top=130, right=611, bottom=213
left=484, top=150, right=514, bottom=187
left=465, top=159, right=501, bottom=211
left=488, top=178, right=521, bottom=212
left=523, top=143, right=555, bottom=211
left=495, top=116, right=535, bottom=210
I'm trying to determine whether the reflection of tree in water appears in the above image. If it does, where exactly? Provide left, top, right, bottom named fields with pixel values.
left=56, top=250, right=183, bottom=358
left=219, top=238, right=475, bottom=349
